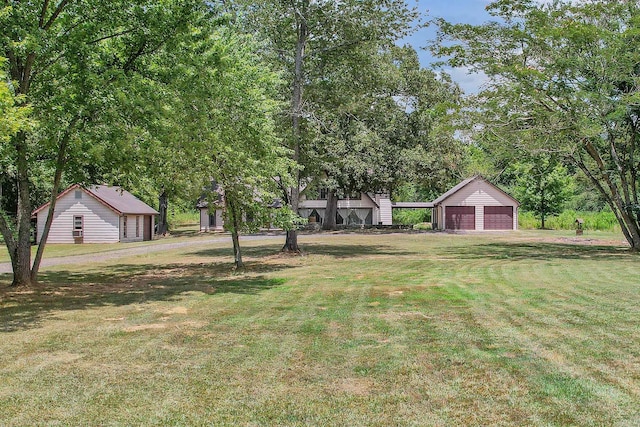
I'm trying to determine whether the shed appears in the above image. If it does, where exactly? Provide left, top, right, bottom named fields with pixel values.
left=32, top=184, right=158, bottom=243
left=432, top=176, right=519, bottom=231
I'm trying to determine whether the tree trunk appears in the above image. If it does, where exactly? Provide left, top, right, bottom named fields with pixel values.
left=226, top=197, right=243, bottom=268
left=540, top=186, right=545, bottom=229
left=322, top=189, right=338, bottom=230
left=157, top=189, right=169, bottom=235
left=283, top=229, right=298, bottom=253
left=282, top=183, right=300, bottom=252
left=12, top=132, right=33, bottom=287
left=30, top=127, right=73, bottom=283
left=231, top=228, right=243, bottom=268
left=282, top=3, right=308, bottom=253
left=574, top=152, right=640, bottom=250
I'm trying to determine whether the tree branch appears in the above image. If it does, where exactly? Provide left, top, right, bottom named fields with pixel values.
left=89, top=29, right=135, bottom=45
left=43, top=0, right=70, bottom=31
left=39, top=0, right=52, bottom=28
left=0, top=209, right=17, bottom=257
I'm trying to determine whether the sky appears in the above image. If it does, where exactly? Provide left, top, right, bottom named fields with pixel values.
left=402, top=0, right=496, bottom=94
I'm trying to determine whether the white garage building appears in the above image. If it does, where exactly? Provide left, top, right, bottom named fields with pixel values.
left=431, top=176, right=519, bottom=231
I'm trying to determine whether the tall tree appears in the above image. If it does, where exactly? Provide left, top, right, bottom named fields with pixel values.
left=233, top=0, right=418, bottom=249
left=307, top=45, right=462, bottom=229
left=433, top=0, right=640, bottom=249
left=174, top=27, right=296, bottom=268
left=1, top=0, right=205, bottom=286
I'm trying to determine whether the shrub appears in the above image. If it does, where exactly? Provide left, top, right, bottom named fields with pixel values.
left=413, top=222, right=432, bottom=231
left=519, top=210, right=619, bottom=231
left=393, top=209, right=431, bottom=225
left=169, top=210, right=200, bottom=227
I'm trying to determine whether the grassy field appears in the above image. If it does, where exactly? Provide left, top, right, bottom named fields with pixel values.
left=0, top=224, right=209, bottom=263
left=1, top=230, right=639, bottom=426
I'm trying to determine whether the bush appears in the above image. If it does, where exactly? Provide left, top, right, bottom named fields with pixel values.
left=519, top=210, right=619, bottom=231
left=413, top=222, right=432, bottom=231
left=393, top=209, right=431, bottom=225
left=169, top=210, right=200, bottom=227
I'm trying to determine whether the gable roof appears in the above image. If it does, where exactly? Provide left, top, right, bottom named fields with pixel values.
left=432, top=175, right=519, bottom=206
left=33, top=184, right=159, bottom=216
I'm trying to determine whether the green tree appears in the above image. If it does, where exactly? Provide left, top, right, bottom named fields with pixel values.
left=308, top=45, right=462, bottom=229
left=512, top=156, right=573, bottom=228
left=1, top=0, right=205, bottom=286
left=433, top=0, right=640, bottom=249
left=233, top=0, right=418, bottom=248
left=174, top=27, right=296, bottom=267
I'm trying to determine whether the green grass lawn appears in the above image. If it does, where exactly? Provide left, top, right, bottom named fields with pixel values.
left=1, top=231, right=639, bottom=426
left=0, top=224, right=211, bottom=263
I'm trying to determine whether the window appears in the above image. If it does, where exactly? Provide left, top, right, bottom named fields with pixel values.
left=135, top=216, right=140, bottom=238
left=339, top=191, right=361, bottom=200
left=75, top=190, right=82, bottom=199
left=318, top=188, right=328, bottom=200
left=73, top=216, right=83, bottom=237
left=123, top=215, right=128, bottom=238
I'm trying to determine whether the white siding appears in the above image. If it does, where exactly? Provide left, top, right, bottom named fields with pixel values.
left=199, top=209, right=209, bottom=232
left=119, top=215, right=146, bottom=243
left=37, top=190, right=120, bottom=243
left=199, top=208, right=224, bottom=231
left=378, top=198, right=393, bottom=225
left=476, top=205, right=484, bottom=231
left=299, top=197, right=378, bottom=210
left=438, top=180, right=518, bottom=231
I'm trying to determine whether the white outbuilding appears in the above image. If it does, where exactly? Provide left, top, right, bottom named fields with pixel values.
left=431, top=176, right=519, bottom=231
left=32, top=184, right=158, bottom=243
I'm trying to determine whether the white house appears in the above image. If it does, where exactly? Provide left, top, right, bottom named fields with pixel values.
left=298, top=190, right=393, bottom=226
left=197, top=189, right=393, bottom=231
left=32, top=184, right=158, bottom=243
left=197, top=177, right=518, bottom=231
left=431, top=176, right=519, bottom=231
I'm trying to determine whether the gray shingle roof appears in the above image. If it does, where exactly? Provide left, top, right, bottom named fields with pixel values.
left=86, top=185, right=159, bottom=215
left=32, top=184, right=158, bottom=216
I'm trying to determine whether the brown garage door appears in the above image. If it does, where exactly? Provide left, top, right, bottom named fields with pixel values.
left=484, top=206, right=513, bottom=230
left=445, top=206, right=475, bottom=230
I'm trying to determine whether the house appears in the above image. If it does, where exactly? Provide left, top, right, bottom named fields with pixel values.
left=431, top=176, right=519, bottom=231
left=197, top=176, right=518, bottom=231
left=197, top=199, right=224, bottom=232
left=32, top=184, right=158, bottom=243
left=197, top=186, right=393, bottom=231
left=298, top=190, right=393, bottom=226
left=197, top=182, right=283, bottom=231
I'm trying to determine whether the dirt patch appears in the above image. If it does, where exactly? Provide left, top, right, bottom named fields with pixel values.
left=549, top=237, right=629, bottom=247
left=123, top=323, right=167, bottom=332
left=161, top=306, right=188, bottom=315
left=178, top=321, right=207, bottom=329
left=379, top=311, right=431, bottom=321
left=334, top=378, right=375, bottom=396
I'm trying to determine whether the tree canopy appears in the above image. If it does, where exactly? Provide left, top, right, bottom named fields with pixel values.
left=433, top=0, right=640, bottom=249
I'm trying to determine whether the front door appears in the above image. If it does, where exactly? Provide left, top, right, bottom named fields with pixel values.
left=143, top=215, right=152, bottom=241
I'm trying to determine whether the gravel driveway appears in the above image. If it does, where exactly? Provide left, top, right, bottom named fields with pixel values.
left=0, top=234, right=286, bottom=273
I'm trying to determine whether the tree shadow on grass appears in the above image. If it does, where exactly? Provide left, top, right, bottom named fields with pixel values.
left=0, top=259, right=291, bottom=333
left=442, top=241, right=634, bottom=261
left=190, top=243, right=417, bottom=259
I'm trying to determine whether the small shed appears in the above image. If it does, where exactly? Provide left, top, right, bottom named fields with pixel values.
left=432, top=176, right=519, bottom=231
left=32, top=184, right=158, bottom=243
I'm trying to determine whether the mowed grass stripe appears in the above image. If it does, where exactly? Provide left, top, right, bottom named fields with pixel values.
left=1, top=232, right=639, bottom=425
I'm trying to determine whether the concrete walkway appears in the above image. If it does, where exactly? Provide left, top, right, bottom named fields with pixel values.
left=0, top=234, right=287, bottom=273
